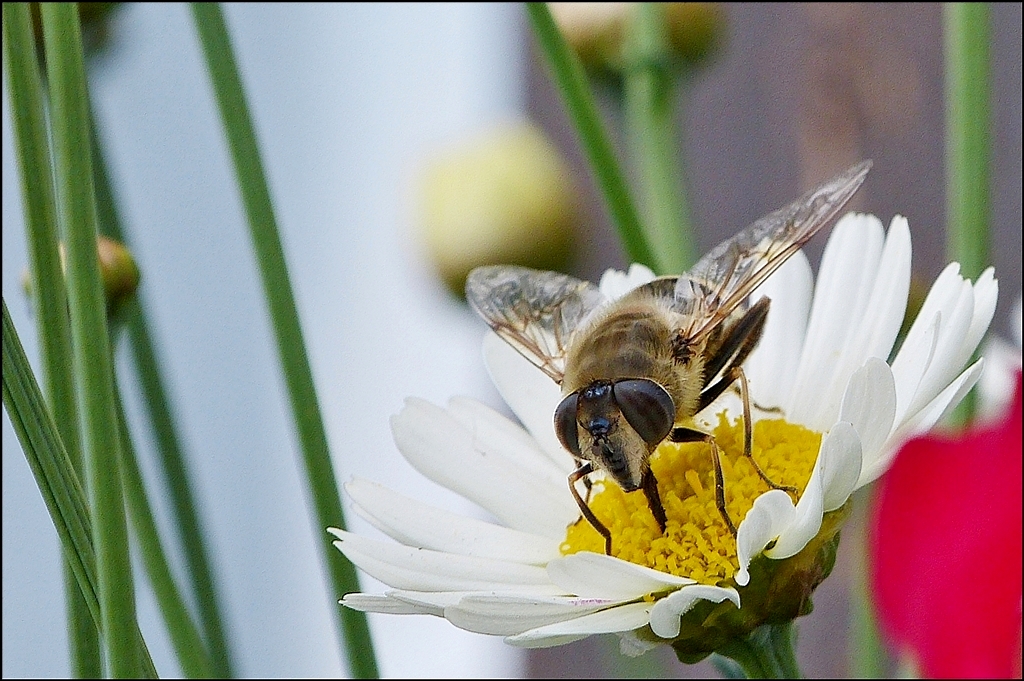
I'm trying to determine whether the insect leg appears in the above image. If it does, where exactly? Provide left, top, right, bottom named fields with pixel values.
left=698, top=300, right=797, bottom=499
left=568, top=462, right=613, bottom=555
left=670, top=427, right=737, bottom=535
left=641, top=468, right=667, bottom=532
left=700, top=297, right=770, bottom=384
left=735, top=366, right=798, bottom=497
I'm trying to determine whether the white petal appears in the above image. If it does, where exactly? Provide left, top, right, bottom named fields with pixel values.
left=767, top=453, right=823, bottom=560
left=547, top=552, right=695, bottom=599
left=787, top=214, right=885, bottom=429
left=482, top=332, right=573, bottom=469
left=618, top=630, right=661, bottom=657
left=977, top=337, right=1022, bottom=421
left=341, top=593, right=439, bottom=615
left=599, top=264, right=656, bottom=300
left=851, top=216, right=912, bottom=363
left=446, top=396, right=570, bottom=487
left=648, top=585, right=740, bottom=638
left=735, top=490, right=795, bottom=586
left=745, top=252, right=813, bottom=409
left=860, top=360, right=984, bottom=485
left=815, top=422, right=863, bottom=510
left=346, top=478, right=560, bottom=565
left=506, top=602, right=652, bottom=648
left=444, top=593, right=628, bottom=636
left=329, top=529, right=559, bottom=593
left=890, top=312, right=940, bottom=427
left=958, top=268, right=998, bottom=372
left=839, top=358, right=896, bottom=476
left=390, top=397, right=576, bottom=537
left=908, top=359, right=985, bottom=435
left=892, top=262, right=978, bottom=424
left=907, top=280, right=976, bottom=419
left=388, top=589, right=472, bottom=612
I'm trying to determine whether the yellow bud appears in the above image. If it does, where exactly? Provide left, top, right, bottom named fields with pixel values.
left=549, top=2, right=725, bottom=74
left=95, top=235, right=140, bottom=315
left=664, top=3, right=724, bottom=65
left=22, top=235, right=140, bottom=318
left=420, top=123, right=578, bottom=295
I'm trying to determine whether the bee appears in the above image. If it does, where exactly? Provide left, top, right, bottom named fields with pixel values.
left=466, top=161, right=871, bottom=555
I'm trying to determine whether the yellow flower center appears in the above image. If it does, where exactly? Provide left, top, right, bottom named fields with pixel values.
left=560, top=415, right=821, bottom=584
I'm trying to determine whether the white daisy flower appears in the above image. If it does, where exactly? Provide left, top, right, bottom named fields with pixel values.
left=330, top=213, right=997, bottom=656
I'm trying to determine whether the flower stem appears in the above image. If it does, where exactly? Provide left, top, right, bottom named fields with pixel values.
left=849, top=490, right=888, bottom=677
left=190, top=4, right=379, bottom=676
left=113, top=383, right=215, bottom=678
left=712, top=622, right=802, bottom=679
left=527, top=3, right=656, bottom=270
left=1, top=4, right=101, bottom=675
left=943, top=2, right=990, bottom=425
left=2, top=299, right=159, bottom=678
left=943, top=3, right=990, bottom=281
left=623, top=3, right=697, bottom=274
left=40, top=4, right=141, bottom=675
left=90, top=108, right=235, bottom=678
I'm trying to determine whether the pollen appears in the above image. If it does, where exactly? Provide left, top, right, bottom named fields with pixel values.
left=560, top=415, right=821, bottom=584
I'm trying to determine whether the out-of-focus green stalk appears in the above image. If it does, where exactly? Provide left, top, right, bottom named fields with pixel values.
left=623, top=3, right=696, bottom=274
left=90, top=111, right=235, bottom=677
left=189, top=4, right=378, bottom=677
left=527, top=3, right=656, bottom=270
left=2, top=3, right=102, bottom=675
left=40, top=4, right=140, bottom=676
left=943, top=3, right=991, bottom=281
left=3, top=299, right=158, bottom=678
left=112, top=386, right=215, bottom=678
left=849, top=490, right=887, bottom=678
left=943, top=3, right=991, bottom=424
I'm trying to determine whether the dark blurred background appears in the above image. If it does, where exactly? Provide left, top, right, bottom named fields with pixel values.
left=526, top=3, right=1021, bottom=677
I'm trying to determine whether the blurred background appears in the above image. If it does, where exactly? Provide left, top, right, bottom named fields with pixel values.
left=2, top=3, right=1020, bottom=678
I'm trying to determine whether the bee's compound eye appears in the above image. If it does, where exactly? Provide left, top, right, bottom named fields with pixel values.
left=554, top=393, right=581, bottom=457
left=613, top=379, right=675, bottom=446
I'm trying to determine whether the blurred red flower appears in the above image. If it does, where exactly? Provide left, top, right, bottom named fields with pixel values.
left=870, top=371, right=1023, bottom=678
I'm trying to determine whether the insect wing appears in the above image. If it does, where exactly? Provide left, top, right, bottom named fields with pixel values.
left=675, top=160, right=872, bottom=340
left=466, top=265, right=604, bottom=383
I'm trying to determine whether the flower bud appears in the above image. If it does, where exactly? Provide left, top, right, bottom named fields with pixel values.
left=22, top=235, right=140, bottom=318
left=419, top=122, right=578, bottom=295
left=549, top=2, right=724, bottom=75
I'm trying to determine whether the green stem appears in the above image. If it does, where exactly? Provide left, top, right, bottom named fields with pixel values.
left=527, top=3, right=655, bottom=269
left=943, top=3, right=990, bottom=425
left=712, top=622, right=802, bottom=679
left=2, top=3, right=101, bottom=675
left=90, top=109, right=235, bottom=678
left=3, top=299, right=158, bottom=678
left=943, top=3, right=991, bottom=280
left=623, top=3, right=696, bottom=274
left=113, top=382, right=215, bottom=678
left=190, top=4, right=378, bottom=676
left=40, top=4, right=140, bottom=676
left=849, top=488, right=887, bottom=678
